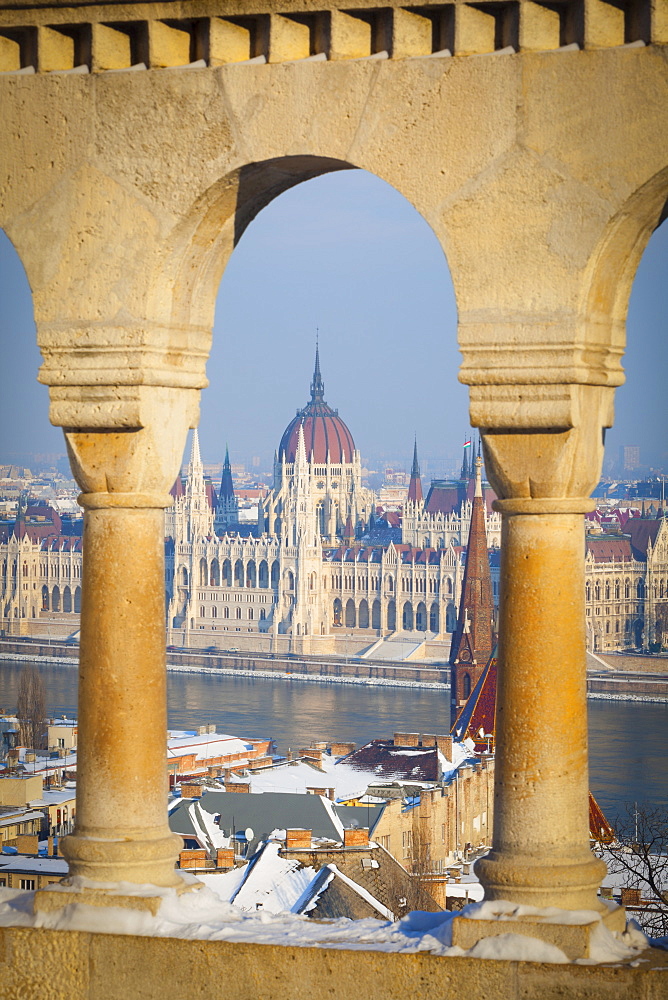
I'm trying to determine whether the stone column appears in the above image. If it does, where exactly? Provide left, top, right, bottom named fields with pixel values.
left=474, top=496, right=606, bottom=910
left=52, top=393, right=198, bottom=889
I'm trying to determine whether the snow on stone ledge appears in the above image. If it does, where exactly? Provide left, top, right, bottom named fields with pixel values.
left=0, top=880, right=649, bottom=966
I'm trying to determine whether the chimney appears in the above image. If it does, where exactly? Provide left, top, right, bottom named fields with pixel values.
left=225, top=782, right=250, bottom=794
left=435, top=735, right=453, bottom=759
left=300, top=747, right=323, bottom=764
left=330, top=742, right=356, bottom=758
left=198, top=726, right=208, bottom=736
left=393, top=733, right=420, bottom=747
left=180, top=782, right=203, bottom=799
left=216, top=848, right=235, bottom=870
left=285, top=828, right=312, bottom=851
left=343, top=828, right=369, bottom=848
left=207, top=724, right=216, bottom=734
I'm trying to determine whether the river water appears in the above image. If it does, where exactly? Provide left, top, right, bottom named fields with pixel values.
left=1, top=658, right=666, bottom=820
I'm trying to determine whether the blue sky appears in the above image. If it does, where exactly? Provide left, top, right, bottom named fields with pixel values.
left=1, top=169, right=666, bottom=476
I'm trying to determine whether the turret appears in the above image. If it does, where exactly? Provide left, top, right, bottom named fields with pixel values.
left=407, top=438, right=423, bottom=505
left=215, top=445, right=239, bottom=532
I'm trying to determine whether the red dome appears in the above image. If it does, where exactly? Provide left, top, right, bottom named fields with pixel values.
left=278, top=347, right=356, bottom=464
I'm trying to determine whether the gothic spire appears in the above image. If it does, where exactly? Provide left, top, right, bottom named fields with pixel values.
left=310, top=335, right=325, bottom=404
left=460, top=439, right=471, bottom=480
left=407, top=438, right=423, bottom=504
left=450, top=454, right=494, bottom=723
left=219, top=444, right=235, bottom=500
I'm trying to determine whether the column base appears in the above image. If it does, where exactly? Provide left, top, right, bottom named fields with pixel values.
left=59, top=829, right=183, bottom=887
left=475, top=850, right=608, bottom=911
left=34, top=872, right=198, bottom=918
left=450, top=902, right=627, bottom=961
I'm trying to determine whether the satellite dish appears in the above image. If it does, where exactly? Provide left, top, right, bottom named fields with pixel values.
left=244, top=828, right=254, bottom=842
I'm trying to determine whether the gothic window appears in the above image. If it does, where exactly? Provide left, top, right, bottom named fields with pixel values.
left=224, top=606, right=230, bottom=619
left=235, top=607, right=241, bottom=620
left=615, top=582, right=620, bottom=599
left=52, top=586, right=60, bottom=612
left=271, top=561, right=280, bottom=587
left=402, top=602, right=414, bottom=630
left=63, top=587, right=72, bottom=613
left=345, top=598, right=356, bottom=627
left=200, top=559, right=208, bottom=587
left=259, top=560, right=269, bottom=587
left=586, top=583, right=591, bottom=601
left=637, top=579, right=645, bottom=599
left=212, top=606, right=218, bottom=618
left=200, top=606, right=206, bottom=618
left=430, top=603, right=439, bottom=632
left=260, top=609, right=266, bottom=621
left=74, top=587, right=81, bottom=613
left=372, top=600, right=381, bottom=629
left=387, top=600, right=396, bottom=631
left=358, top=599, right=369, bottom=628
left=181, top=567, right=189, bottom=586
left=595, top=583, right=601, bottom=601
left=462, top=673, right=471, bottom=699
left=234, top=560, right=244, bottom=587
left=41, top=585, right=49, bottom=611
left=287, top=571, right=294, bottom=591
left=246, top=561, right=256, bottom=587
left=605, top=583, right=610, bottom=600
left=210, top=560, right=220, bottom=586
left=625, top=580, right=630, bottom=599
left=248, top=608, right=253, bottom=620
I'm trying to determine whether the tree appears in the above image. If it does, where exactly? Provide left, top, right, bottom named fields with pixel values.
left=602, top=803, right=668, bottom=938
left=16, top=665, right=47, bottom=751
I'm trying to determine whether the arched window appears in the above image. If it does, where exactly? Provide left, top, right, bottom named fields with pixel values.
left=595, top=583, right=601, bottom=601
left=637, top=579, right=645, bottom=599
left=235, top=607, right=242, bottom=619
left=199, top=558, right=208, bottom=587
left=223, top=560, right=232, bottom=586
left=200, top=606, right=206, bottom=618
left=345, top=598, right=356, bottom=627
left=372, top=600, right=381, bottom=629
left=181, top=567, right=189, bottom=586
left=41, top=585, right=49, bottom=611
left=287, top=571, right=294, bottom=591
left=248, top=607, right=254, bottom=620
left=210, top=559, right=220, bottom=586
left=430, top=602, right=439, bottom=633
left=358, top=599, right=369, bottom=628
left=212, top=605, right=218, bottom=618
left=271, top=560, right=280, bottom=587
left=615, top=582, right=620, bottom=599
left=387, top=600, right=396, bottom=631
left=260, top=609, right=266, bottom=621
left=52, top=586, right=60, bottom=612
left=625, top=580, right=631, bottom=599
left=22, top=562, right=28, bottom=577
left=462, top=673, right=471, bottom=699
left=259, top=560, right=269, bottom=587
left=586, top=583, right=591, bottom=602
left=63, top=587, right=72, bottom=613
left=402, top=602, right=414, bottom=630
left=333, top=597, right=342, bottom=626
left=224, top=606, right=230, bottom=619
left=415, top=602, right=427, bottom=631
left=246, top=560, right=256, bottom=587
left=74, top=587, right=81, bottom=613
left=234, top=560, right=244, bottom=587
left=605, top=582, right=610, bottom=600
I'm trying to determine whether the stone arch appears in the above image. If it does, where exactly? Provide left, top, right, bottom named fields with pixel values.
left=234, top=559, right=244, bottom=587
left=430, top=602, right=439, bottom=633
left=222, top=559, right=232, bottom=586
left=387, top=599, right=396, bottom=631
left=63, top=586, right=72, bottom=613
left=446, top=603, right=457, bottom=632
left=402, top=602, right=413, bottom=630
left=358, top=599, right=369, bottom=629
left=372, top=599, right=381, bottom=630
left=287, top=570, right=294, bottom=591
left=271, top=560, right=280, bottom=587
left=259, top=560, right=269, bottom=587
left=52, top=585, right=60, bottom=612
left=181, top=566, right=189, bottom=587
left=345, top=598, right=356, bottom=628
left=415, top=601, right=427, bottom=631
left=210, top=559, right=220, bottom=586
left=333, top=597, right=342, bottom=626
left=41, top=585, right=49, bottom=611
left=74, top=586, right=81, bottom=613
left=199, top=558, right=208, bottom=587
left=246, top=560, right=256, bottom=587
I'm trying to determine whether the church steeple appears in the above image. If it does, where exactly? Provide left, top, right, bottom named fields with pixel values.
left=310, top=337, right=325, bottom=404
left=450, top=455, right=494, bottom=724
left=407, top=438, right=423, bottom=504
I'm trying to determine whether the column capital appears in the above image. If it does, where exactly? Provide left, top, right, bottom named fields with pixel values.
left=63, top=386, right=199, bottom=500
left=474, top=384, right=614, bottom=504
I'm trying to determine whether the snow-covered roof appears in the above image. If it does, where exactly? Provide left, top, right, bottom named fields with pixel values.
left=167, top=733, right=252, bottom=761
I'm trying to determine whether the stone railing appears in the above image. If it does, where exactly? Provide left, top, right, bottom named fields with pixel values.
left=0, top=0, right=665, bottom=74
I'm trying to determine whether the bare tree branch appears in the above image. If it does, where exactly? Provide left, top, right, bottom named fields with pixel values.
left=16, top=665, right=47, bottom=751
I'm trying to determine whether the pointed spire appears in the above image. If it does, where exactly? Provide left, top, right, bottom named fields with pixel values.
left=407, top=438, right=423, bottom=504
left=461, top=440, right=471, bottom=480
left=219, top=444, right=235, bottom=500
left=310, top=334, right=325, bottom=404
left=450, top=453, right=494, bottom=725
left=474, top=455, right=483, bottom=499
left=295, top=420, right=308, bottom=468
left=189, top=428, right=203, bottom=473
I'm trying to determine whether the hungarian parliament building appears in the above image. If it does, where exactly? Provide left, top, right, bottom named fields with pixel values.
left=1, top=349, right=666, bottom=655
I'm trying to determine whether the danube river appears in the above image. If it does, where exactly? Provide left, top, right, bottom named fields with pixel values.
left=1, top=658, right=666, bottom=820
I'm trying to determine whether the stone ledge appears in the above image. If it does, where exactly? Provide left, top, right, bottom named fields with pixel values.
left=450, top=904, right=626, bottom=961
left=1, top=926, right=667, bottom=1000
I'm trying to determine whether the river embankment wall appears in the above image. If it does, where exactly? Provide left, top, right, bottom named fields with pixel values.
left=2, top=640, right=667, bottom=700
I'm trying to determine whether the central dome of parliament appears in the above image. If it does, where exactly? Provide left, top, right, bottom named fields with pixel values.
left=278, top=348, right=356, bottom=465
